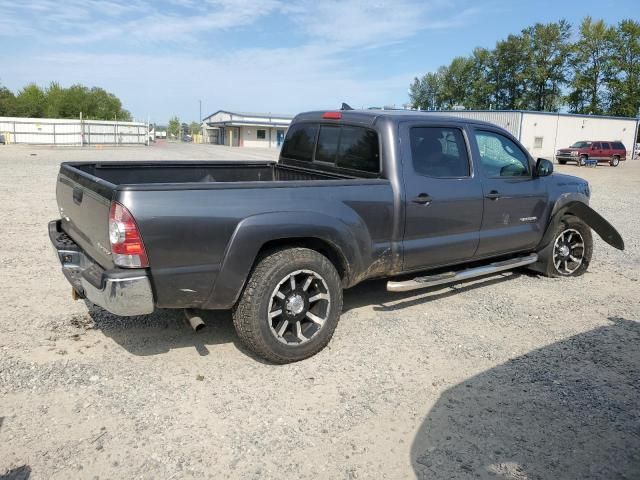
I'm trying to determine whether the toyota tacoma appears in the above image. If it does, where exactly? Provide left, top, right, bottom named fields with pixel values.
left=50, top=109, right=624, bottom=363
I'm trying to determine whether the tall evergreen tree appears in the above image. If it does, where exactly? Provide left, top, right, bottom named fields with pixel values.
left=567, top=17, right=616, bottom=114
left=608, top=19, right=640, bottom=117
left=522, top=20, right=572, bottom=111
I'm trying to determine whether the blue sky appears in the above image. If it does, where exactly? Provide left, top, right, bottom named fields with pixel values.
left=0, top=0, right=636, bottom=124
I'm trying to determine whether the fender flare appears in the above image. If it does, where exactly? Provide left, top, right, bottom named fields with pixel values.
left=203, top=211, right=369, bottom=309
left=538, top=201, right=624, bottom=251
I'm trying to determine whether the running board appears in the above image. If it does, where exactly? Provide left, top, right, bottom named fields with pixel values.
left=386, top=254, right=538, bottom=293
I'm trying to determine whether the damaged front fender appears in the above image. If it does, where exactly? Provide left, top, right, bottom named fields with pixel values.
left=542, top=201, right=624, bottom=251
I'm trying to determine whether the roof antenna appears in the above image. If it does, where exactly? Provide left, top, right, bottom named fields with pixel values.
left=341, top=102, right=354, bottom=111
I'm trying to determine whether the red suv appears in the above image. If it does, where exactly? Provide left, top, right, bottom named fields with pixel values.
left=556, top=141, right=626, bottom=167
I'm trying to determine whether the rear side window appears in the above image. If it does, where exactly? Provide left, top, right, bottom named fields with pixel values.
left=612, top=142, right=625, bottom=150
left=410, top=127, right=470, bottom=177
left=602, top=142, right=611, bottom=149
left=336, top=126, right=379, bottom=173
left=281, top=123, right=318, bottom=162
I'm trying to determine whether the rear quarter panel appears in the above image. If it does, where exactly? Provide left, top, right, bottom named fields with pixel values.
left=118, top=181, right=395, bottom=309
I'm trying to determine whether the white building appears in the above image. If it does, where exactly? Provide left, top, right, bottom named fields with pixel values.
left=429, top=110, right=640, bottom=160
left=202, top=110, right=292, bottom=148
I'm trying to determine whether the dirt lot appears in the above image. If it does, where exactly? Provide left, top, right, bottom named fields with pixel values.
left=1, top=143, right=638, bottom=480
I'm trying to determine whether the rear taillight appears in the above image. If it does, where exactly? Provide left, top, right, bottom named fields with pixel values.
left=108, top=202, right=148, bottom=268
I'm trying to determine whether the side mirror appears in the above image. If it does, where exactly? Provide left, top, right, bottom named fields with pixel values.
left=536, top=158, right=554, bottom=177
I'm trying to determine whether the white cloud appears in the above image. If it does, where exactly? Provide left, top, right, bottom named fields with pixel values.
left=0, top=0, right=479, bottom=120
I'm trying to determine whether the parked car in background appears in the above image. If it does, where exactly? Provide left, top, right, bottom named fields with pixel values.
left=556, top=141, right=627, bottom=167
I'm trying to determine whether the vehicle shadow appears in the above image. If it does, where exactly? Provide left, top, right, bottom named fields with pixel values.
left=86, top=305, right=243, bottom=358
left=0, top=466, right=31, bottom=480
left=86, top=271, right=530, bottom=360
left=411, top=316, right=640, bottom=479
left=343, top=271, right=523, bottom=313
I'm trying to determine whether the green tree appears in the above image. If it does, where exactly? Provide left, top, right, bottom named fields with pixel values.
left=189, top=121, right=201, bottom=136
left=167, top=116, right=180, bottom=138
left=0, top=85, right=17, bottom=116
left=15, top=83, right=46, bottom=117
left=409, top=71, right=444, bottom=110
left=490, top=34, right=528, bottom=110
left=466, top=47, right=493, bottom=109
left=440, top=57, right=474, bottom=108
left=522, top=20, right=572, bottom=111
left=608, top=19, right=640, bottom=117
left=567, top=17, right=616, bottom=114
left=44, top=82, right=65, bottom=118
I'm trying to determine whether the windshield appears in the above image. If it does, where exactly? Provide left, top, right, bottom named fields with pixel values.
left=570, top=141, right=591, bottom=148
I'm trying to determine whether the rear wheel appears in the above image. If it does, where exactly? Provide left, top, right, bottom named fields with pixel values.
left=610, top=155, right=620, bottom=167
left=534, top=216, right=593, bottom=278
left=233, top=247, right=343, bottom=363
left=578, top=155, right=587, bottom=167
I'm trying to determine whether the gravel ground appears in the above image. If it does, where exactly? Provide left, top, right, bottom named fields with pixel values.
left=0, top=143, right=638, bottom=480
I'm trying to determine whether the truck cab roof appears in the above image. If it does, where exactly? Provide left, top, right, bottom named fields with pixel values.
left=293, top=109, right=501, bottom=129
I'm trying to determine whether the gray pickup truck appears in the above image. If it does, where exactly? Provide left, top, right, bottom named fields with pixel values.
left=50, top=109, right=624, bottom=363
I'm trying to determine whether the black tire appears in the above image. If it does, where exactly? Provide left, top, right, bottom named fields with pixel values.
left=534, top=216, right=593, bottom=278
left=610, top=155, right=620, bottom=167
left=578, top=155, right=587, bottom=167
left=558, top=159, right=567, bottom=165
left=233, top=247, right=343, bottom=363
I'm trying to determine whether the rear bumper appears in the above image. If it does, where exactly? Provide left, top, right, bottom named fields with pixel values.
left=49, top=220, right=154, bottom=316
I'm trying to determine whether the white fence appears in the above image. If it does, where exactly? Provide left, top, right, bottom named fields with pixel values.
left=0, top=116, right=149, bottom=145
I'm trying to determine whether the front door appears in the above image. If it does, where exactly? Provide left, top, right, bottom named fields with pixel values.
left=471, top=128, right=548, bottom=257
left=400, top=123, right=484, bottom=271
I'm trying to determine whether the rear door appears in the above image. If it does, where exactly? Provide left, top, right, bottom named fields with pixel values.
left=601, top=142, right=612, bottom=161
left=470, top=127, right=548, bottom=258
left=400, top=122, right=483, bottom=271
left=591, top=142, right=603, bottom=160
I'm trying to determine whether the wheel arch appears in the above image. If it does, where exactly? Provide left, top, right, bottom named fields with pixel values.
left=538, top=200, right=624, bottom=251
left=203, top=211, right=365, bottom=309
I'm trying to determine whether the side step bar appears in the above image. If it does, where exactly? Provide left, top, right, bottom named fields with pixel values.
left=386, top=254, right=538, bottom=293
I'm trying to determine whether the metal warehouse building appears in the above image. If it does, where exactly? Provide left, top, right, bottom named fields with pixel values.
left=430, top=110, right=639, bottom=160
left=202, top=110, right=292, bottom=148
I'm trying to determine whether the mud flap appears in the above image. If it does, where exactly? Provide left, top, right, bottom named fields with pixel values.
left=569, top=203, right=624, bottom=250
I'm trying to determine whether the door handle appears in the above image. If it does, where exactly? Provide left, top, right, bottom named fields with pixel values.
left=412, top=193, right=432, bottom=205
left=485, top=190, right=501, bottom=200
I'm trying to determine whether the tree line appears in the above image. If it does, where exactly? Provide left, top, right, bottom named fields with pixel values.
left=409, top=17, right=640, bottom=117
left=0, top=82, right=132, bottom=121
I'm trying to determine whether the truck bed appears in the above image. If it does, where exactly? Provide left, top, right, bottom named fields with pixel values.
left=69, top=161, right=351, bottom=186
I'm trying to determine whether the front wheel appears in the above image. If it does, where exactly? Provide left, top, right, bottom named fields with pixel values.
left=233, top=247, right=343, bottom=363
left=578, top=155, right=587, bottom=167
left=534, top=216, right=593, bottom=277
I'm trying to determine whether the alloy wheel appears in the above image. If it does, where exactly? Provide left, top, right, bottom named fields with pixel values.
left=553, top=228, right=585, bottom=275
left=267, top=269, right=331, bottom=345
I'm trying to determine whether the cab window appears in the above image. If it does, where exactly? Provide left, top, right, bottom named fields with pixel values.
left=474, top=131, right=529, bottom=177
left=410, top=127, right=470, bottom=177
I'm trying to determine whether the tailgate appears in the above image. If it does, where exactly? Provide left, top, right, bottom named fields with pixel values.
left=56, top=165, right=115, bottom=269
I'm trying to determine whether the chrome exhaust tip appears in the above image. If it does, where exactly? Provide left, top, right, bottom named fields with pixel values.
left=184, top=309, right=205, bottom=332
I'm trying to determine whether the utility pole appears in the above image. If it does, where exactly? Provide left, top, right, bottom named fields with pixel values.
left=199, top=99, right=202, bottom=122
